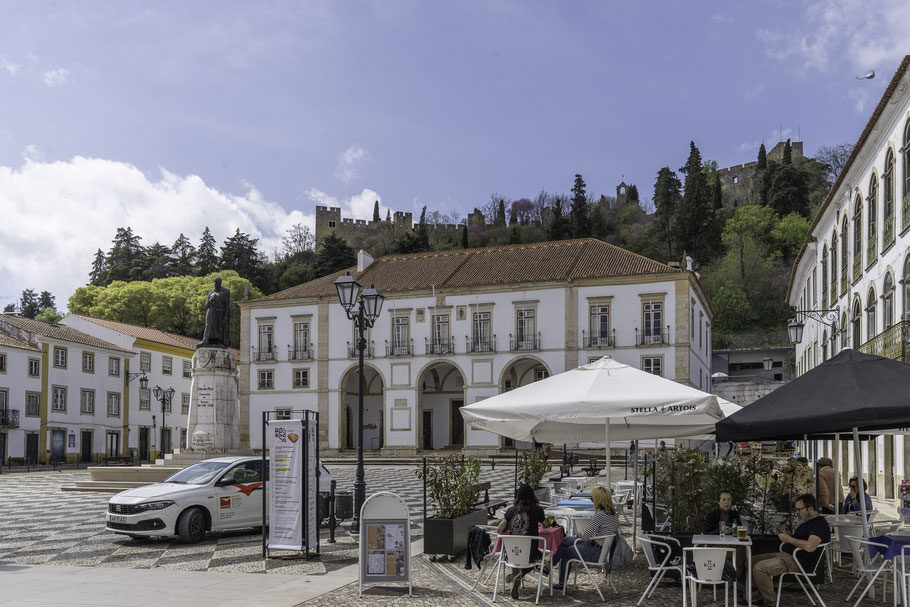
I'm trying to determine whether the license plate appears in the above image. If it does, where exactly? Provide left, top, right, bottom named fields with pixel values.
left=109, top=515, right=129, bottom=524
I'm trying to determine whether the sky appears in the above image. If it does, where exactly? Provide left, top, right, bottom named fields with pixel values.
left=1, top=0, right=909, bottom=309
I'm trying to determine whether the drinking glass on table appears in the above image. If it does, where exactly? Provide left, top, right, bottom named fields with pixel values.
left=737, top=523, right=748, bottom=540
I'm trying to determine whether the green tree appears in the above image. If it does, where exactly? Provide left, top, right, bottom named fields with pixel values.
left=783, top=139, right=792, bottom=165
left=196, top=227, right=220, bottom=276
left=757, top=143, right=767, bottom=170
left=89, top=249, right=108, bottom=286
left=570, top=174, right=590, bottom=237
left=38, top=291, right=55, bottom=311
left=676, top=142, right=716, bottom=262
left=416, top=206, right=430, bottom=250
left=494, top=199, right=507, bottom=228
left=768, top=163, right=809, bottom=217
left=35, top=307, right=62, bottom=323
left=627, top=184, right=640, bottom=205
left=373, top=200, right=380, bottom=222
left=220, top=229, right=264, bottom=286
left=280, top=224, right=315, bottom=258
left=547, top=198, right=568, bottom=240
left=106, top=227, right=145, bottom=283
left=172, top=233, right=196, bottom=276
left=651, top=167, right=682, bottom=258
left=509, top=226, right=522, bottom=244
left=3, top=303, right=15, bottom=313
left=141, top=242, right=174, bottom=280
left=770, top=212, right=810, bottom=262
left=315, top=233, right=357, bottom=276
left=19, top=289, right=39, bottom=318
left=461, top=224, right=469, bottom=248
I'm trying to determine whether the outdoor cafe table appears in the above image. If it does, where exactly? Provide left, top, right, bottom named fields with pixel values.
left=556, top=498, right=593, bottom=510
left=491, top=525, right=566, bottom=558
left=692, top=533, right=753, bottom=607
left=865, top=534, right=910, bottom=607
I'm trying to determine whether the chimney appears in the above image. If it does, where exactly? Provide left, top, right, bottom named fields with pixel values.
left=357, top=249, right=374, bottom=272
left=685, top=256, right=695, bottom=271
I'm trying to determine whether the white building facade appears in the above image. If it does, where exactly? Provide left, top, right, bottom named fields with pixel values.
left=789, top=56, right=910, bottom=504
left=240, top=238, right=713, bottom=454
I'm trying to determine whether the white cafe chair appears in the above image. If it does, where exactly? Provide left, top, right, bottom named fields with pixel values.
left=774, top=542, right=830, bottom=607
left=560, top=534, right=616, bottom=602
left=844, top=536, right=893, bottom=607
left=682, top=547, right=736, bottom=607
left=492, top=535, right=552, bottom=605
left=638, top=535, right=683, bottom=605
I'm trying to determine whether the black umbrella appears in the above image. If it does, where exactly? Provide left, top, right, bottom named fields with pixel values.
left=715, top=349, right=910, bottom=537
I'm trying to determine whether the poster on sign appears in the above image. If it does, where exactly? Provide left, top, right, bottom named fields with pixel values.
left=306, top=420, right=318, bottom=549
left=267, top=418, right=303, bottom=551
left=358, top=492, right=411, bottom=597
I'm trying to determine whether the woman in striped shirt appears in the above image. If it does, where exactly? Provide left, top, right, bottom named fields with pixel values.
left=551, top=485, right=619, bottom=591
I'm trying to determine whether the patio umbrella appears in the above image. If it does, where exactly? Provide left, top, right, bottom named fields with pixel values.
left=715, top=348, right=910, bottom=538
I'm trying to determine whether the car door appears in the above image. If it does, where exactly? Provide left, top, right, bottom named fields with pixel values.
left=214, top=460, right=264, bottom=528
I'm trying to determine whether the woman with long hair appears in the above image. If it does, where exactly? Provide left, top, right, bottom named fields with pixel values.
left=551, top=485, right=619, bottom=591
left=496, top=483, right=549, bottom=599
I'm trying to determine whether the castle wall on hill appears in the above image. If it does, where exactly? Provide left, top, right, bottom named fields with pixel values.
left=315, top=205, right=468, bottom=250
left=717, top=141, right=804, bottom=207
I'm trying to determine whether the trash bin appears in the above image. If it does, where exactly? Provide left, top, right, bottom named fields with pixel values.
left=318, top=491, right=331, bottom=521
left=334, top=491, right=353, bottom=520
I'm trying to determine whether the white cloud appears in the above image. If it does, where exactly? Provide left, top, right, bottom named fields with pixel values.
left=757, top=0, right=910, bottom=75
left=21, top=144, right=41, bottom=161
left=0, top=55, right=20, bottom=76
left=0, top=157, right=314, bottom=308
left=42, top=68, right=69, bottom=87
left=305, top=187, right=384, bottom=222
left=333, top=144, right=368, bottom=183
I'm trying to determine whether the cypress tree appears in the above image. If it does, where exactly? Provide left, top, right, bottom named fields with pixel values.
left=548, top=198, right=568, bottom=240
left=19, top=289, right=39, bottom=319
left=172, top=233, right=196, bottom=276
left=197, top=227, right=220, bottom=276
left=757, top=143, right=767, bottom=170
left=676, top=141, right=715, bottom=262
left=495, top=199, right=507, bottom=227
left=783, top=139, right=792, bottom=165
left=461, top=224, right=469, bottom=248
left=651, top=167, right=682, bottom=258
left=373, top=200, right=380, bottom=222
left=570, top=174, right=590, bottom=237
left=89, top=248, right=108, bottom=286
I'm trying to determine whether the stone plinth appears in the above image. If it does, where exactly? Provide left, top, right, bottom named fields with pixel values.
left=187, top=347, right=241, bottom=450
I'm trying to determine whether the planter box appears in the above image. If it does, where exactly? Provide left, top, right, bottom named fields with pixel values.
left=423, top=508, right=488, bottom=557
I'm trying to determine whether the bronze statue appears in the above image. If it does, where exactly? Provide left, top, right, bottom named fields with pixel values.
left=198, top=277, right=230, bottom=348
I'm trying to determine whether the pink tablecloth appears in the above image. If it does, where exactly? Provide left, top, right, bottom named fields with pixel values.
left=492, top=525, right=565, bottom=556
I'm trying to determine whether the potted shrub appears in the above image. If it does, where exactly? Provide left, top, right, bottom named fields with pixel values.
left=518, top=448, right=552, bottom=502
left=416, top=454, right=486, bottom=557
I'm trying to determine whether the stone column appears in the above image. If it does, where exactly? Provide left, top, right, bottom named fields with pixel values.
left=187, top=347, right=240, bottom=450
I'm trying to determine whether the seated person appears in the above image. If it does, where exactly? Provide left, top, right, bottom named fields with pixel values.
left=496, top=484, right=549, bottom=600
left=551, top=486, right=619, bottom=592
left=842, top=476, right=874, bottom=514
left=702, top=489, right=742, bottom=535
left=751, top=494, right=831, bottom=607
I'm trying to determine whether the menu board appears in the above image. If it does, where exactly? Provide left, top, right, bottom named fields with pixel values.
left=364, top=522, right=406, bottom=577
left=358, top=492, right=411, bottom=596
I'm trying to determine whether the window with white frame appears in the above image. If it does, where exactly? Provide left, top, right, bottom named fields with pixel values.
left=181, top=393, right=190, bottom=415
left=392, top=316, right=410, bottom=354
left=54, top=347, right=66, bottom=368
left=589, top=305, right=611, bottom=346
left=258, top=370, right=274, bottom=389
left=140, top=352, right=151, bottom=372
left=162, top=356, right=172, bottom=375
left=26, top=392, right=39, bottom=416
left=853, top=195, right=863, bottom=266
left=472, top=312, right=492, bottom=351
left=139, top=388, right=150, bottom=410
left=80, top=389, right=95, bottom=414
left=884, top=149, right=895, bottom=237
left=535, top=369, right=549, bottom=381
left=0, top=389, right=6, bottom=410
left=293, top=368, right=309, bottom=388
left=867, top=288, right=877, bottom=338
left=884, top=273, right=895, bottom=328
left=516, top=309, right=536, bottom=348
left=868, top=174, right=878, bottom=255
left=276, top=408, right=292, bottom=420
left=108, top=357, right=120, bottom=376
left=258, top=323, right=274, bottom=358
left=82, top=352, right=94, bottom=372
left=642, top=301, right=663, bottom=344
left=642, top=357, right=662, bottom=376
left=183, top=360, right=191, bottom=378
left=432, top=314, right=450, bottom=352
left=52, top=386, right=66, bottom=411
left=28, top=358, right=39, bottom=377
left=107, top=393, right=121, bottom=416
left=293, top=322, right=310, bottom=357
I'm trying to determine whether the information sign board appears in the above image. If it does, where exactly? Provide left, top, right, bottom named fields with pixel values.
left=359, top=492, right=411, bottom=597
left=267, top=419, right=303, bottom=551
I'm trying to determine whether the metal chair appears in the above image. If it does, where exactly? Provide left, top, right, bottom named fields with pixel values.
left=774, top=542, right=830, bottom=607
left=470, top=527, right=504, bottom=594
left=843, top=536, right=893, bottom=607
left=638, top=534, right=683, bottom=605
left=560, top=534, right=616, bottom=602
left=899, top=544, right=910, bottom=607
left=682, top=547, right=736, bottom=607
left=492, top=535, right=552, bottom=605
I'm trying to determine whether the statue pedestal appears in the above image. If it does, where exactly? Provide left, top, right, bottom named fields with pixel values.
left=186, top=347, right=241, bottom=450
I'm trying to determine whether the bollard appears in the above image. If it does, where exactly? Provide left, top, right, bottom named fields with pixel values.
left=328, top=479, right=337, bottom=543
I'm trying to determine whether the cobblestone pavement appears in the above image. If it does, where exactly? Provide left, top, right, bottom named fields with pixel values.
left=0, top=464, right=517, bottom=576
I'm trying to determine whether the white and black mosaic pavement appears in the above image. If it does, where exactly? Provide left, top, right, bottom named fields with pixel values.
left=0, top=465, right=518, bottom=576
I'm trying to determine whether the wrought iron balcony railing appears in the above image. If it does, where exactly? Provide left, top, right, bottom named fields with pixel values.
left=866, top=234, right=878, bottom=267
left=251, top=346, right=277, bottom=362
left=903, top=194, right=910, bottom=233
left=385, top=338, right=414, bottom=356
left=425, top=337, right=455, bottom=355
left=466, top=336, right=496, bottom=353
left=510, top=333, right=540, bottom=351
left=583, top=329, right=616, bottom=348
left=0, top=408, right=20, bottom=429
left=883, top=215, right=895, bottom=249
left=287, top=344, right=314, bottom=360
left=347, top=340, right=375, bottom=358
left=857, top=320, right=910, bottom=363
left=636, top=327, right=670, bottom=346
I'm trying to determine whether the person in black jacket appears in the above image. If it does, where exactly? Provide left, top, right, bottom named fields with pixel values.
left=702, top=489, right=742, bottom=535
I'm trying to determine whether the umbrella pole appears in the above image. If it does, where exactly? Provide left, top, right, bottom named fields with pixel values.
left=834, top=434, right=841, bottom=514
left=633, top=439, right=639, bottom=552
left=853, top=427, right=870, bottom=540
left=604, top=419, right=611, bottom=488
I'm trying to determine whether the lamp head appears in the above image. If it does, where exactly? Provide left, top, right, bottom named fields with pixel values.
left=166, top=387, right=175, bottom=400
left=139, top=374, right=149, bottom=391
left=333, top=272, right=360, bottom=313
left=153, top=385, right=162, bottom=400
left=762, top=356, right=773, bottom=372
left=360, top=284, right=385, bottom=321
left=787, top=319, right=805, bottom=344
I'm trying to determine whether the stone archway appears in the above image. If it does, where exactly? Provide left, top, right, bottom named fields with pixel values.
left=340, top=365, right=385, bottom=451
left=498, top=356, right=553, bottom=448
left=417, top=362, right=466, bottom=451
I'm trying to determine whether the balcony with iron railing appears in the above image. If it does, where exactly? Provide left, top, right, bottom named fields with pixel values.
left=883, top=215, right=895, bottom=250
left=347, top=340, right=375, bottom=358
left=386, top=338, right=414, bottom=356
left=287, top=344, right=314, bottom=360
left=636, top=326, right=670, bottom=346
left=853, top=253, right=862, bottom=283
left=425, top=337, right=455, bottom=355
left=903, top=194, right=910, bottom=233
left=510, top=332, right=540, bottom=351
left=841, top=267, right=849, bottom=295
left=583, top=329, right=616, bottom=348
left=251, top=345, right=277, bottom=362
left=866, top=234, right=878, bottom=268
left=0, top=408, right=19, bottom=429
left=857, top=320, right=910, bottom=363
left=466, top=335, right=496, bottom=353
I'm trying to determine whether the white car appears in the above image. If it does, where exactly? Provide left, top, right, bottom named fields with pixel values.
left=105, top=455, right=333, bottom=543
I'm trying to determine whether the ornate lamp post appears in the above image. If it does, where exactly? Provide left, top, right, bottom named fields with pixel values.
left=333, top=271, right=385, bottom=533
left=786, top=308, right=839, bottom=344
left=152, top=385, right=176, bottom=455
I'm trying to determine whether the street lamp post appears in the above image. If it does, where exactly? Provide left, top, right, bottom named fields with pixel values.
left=333, top=271, right=385, bottom=533
left=786, top=308, right=839, bottom=344
left=152, top=385, right=176, bottom=455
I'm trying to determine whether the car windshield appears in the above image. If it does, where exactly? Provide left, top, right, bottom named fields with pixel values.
left=164, top=461, right=229, bottom=485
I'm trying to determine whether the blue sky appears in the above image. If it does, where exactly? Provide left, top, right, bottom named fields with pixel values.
left=0, top=1, right=908, bottom=306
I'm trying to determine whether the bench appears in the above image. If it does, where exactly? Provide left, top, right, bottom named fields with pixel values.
left=473, top=481, right=508, bottom=518
left=582, top=457, right=604, bottom=476
left=488, top=455, right=515, bottom=470
left=103, top=456, right=132, bottom=466
left=548, top=464, right=572, bottom=482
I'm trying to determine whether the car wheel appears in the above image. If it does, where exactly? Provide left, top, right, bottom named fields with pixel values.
left=177, top=507, right=207, bottom=544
